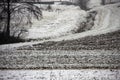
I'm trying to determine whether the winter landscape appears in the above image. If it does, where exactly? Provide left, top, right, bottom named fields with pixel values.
left=0, top=0, right=120, bottom=80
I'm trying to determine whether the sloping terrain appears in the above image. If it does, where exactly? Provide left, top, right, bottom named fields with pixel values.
left=0, top=3, right=120, bottom=70
left=0, top=2, right=120, bottom=80
left=51, top=3, right=120, bottom=41
left=25, top=3, right=120, bottom=41
left=1, top=3, right=120, bottom=50
left=16, top=3, right=120, bottom=51
left=25, top=5, right=87, bottom=39
left=18, top=30, right=120, bottom=50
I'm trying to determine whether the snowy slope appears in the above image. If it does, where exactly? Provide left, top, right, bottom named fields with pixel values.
left=26, top=5, right=87, bottom=39
left=0, top=3, right=120, bottom=50
left=87, top=0, right=102, bottom=9
left=52, top=3, right=120, bottom=41
left=26, top=3, right=120, bottom=41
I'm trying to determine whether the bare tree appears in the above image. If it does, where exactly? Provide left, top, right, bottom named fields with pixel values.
left=0, top=0, right=42, bottom=38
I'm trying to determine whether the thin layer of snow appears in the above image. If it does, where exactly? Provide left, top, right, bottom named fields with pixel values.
left=52, top=3, right=120, bottom=41
left=0, top=70, right=120, bottom=80
left=26, top=5, right=87, bottom=39
left=87, top=0, right=102, bottom=9
left=27, top=3, right=120, bottom=41
left=0, top=3, right=120, bottom=50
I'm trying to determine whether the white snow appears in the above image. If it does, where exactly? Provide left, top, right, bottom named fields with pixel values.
left=52, top=3, right=120, bottom=41
left=0, top=70, right=120, bottom=80
left=26, top=3, right=120, bottom=41
left=87, top=0, right=102, bottom=9
left=26, top=5, right=87, bottom=39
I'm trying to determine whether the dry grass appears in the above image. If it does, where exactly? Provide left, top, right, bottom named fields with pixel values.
left=0, top=50, right=120, bottom=69
left=17, top=30, right=120, bottom=50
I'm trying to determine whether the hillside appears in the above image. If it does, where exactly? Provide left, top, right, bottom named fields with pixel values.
left=16, top=3, right=120, bottom=50
left=0, top=3, right=120, bottom=51
left=25, top=5, right=87, bottom=39
left=25, top=3, right=120, bottom=40
left=0, top=1, right=120, bottom=80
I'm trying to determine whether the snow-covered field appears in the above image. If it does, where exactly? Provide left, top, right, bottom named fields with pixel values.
left=0, top=3, right=120, bottom=80
left=0, top=70, right=120, bottom=80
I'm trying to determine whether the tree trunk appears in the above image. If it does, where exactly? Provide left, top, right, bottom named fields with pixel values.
left=6, top=0, right=11, bottom=37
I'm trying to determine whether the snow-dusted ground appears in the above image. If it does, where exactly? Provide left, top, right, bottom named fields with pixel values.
left=0, top=3, right=120, bottom=50
left=53, top=3, right=120, bottom=41
left=26, top=3, right=120, bottom=40
left=26, top=5, right=87, bottom=39
left=0, top=70, right=120, bottom=80
left=0, top=4, right=120, bottom=80
left=87, top=0, right=102, bottom=9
